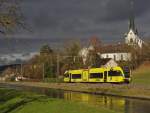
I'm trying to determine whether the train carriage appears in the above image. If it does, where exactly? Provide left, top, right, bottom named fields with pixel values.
left=64, top=66, right=131, bottom=83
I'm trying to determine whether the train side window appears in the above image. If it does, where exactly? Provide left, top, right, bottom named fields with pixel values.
left=90, top=73, right=103, bottom=78
left=108, top=70, right=122, bottom=76
left=71, top=74, right=81, bottom=79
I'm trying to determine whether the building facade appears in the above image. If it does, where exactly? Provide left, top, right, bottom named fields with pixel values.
left=101, top=53, right=131, bottom=61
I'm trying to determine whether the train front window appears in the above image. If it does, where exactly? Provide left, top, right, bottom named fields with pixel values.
left=71, top=74, right=81, bottom=79
left=64, top=73, right=69, bottom=78
left=108, top=70, right=122, bottom=76
left=90, top=73, right=103, bottom=78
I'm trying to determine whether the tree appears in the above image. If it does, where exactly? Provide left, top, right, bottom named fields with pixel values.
left=39, top=45, right=55, bottom=78
left=89, top=36, right=102, bottom=52
left=61, top=40, right=83, bottom=70
left=85, top=36, right=102, bottom=68
left=24, top=45, right=56, bottom=79
left=141, top=41, right=150, bottom=61
left=85, top=50, right=101, bottom=68
left=0, top=0, right=26, bottom=34
left=40, top=44, right=53, bottom=56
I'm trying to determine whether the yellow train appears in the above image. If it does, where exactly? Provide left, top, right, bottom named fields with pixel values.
left=64, top=66, right=131, bottom=83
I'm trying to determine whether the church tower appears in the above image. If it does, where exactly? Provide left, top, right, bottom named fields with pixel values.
left=125, top=0, right=143, bottom=48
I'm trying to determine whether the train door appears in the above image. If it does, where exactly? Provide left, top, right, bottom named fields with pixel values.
left=69, top=73, right=71, bottom=82
left=104, top=71, right=107, bottom=82
left=82, top=70, right=89, bottom=82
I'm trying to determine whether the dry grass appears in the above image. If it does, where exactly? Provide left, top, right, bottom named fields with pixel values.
left=132, top=61, right=150, bottom=86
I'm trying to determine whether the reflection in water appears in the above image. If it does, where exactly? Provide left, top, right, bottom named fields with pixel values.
left=64, top=92, right=125, bottom=112
left=1, top=84, right=150, bottom=113
left=63, top=91, right=150, bottom=113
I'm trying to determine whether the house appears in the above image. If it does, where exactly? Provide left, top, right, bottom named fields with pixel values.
left=101, top=52, right=131, bottom=61
left=100, top=58, right=118, bottom=68
left=79, top=44, right=132, bottom=64
left=100, top=44, right=132, bottom=61
left=78, top=47, right=89, bottom=64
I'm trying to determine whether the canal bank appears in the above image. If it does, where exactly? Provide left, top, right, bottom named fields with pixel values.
left=0, top=88, right=116, bottom=113
left=0, top=81, right=150, bottom=100
left=1, top=84, right=150, bottom=113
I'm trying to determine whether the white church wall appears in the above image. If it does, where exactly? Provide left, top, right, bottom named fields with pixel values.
left=125, top=29, right=143, bottom=48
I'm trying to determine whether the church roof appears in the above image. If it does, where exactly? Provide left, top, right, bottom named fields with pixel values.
left=101, top=44, right=131, bottom=53
left=99, top=58, right=112, bottom=65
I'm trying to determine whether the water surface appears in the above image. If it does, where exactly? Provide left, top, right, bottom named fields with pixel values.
left=1, top=83, right=150, bottom=113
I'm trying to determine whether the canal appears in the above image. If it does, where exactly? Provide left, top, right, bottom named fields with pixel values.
left=1, top=83, right=150, bottom=113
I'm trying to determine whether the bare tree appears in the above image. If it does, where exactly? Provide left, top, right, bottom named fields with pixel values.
left=89, top=35, right=102, bottom=52
left=0, top=0, right=26, bottom=34
left=62, top=40, right=83, bottom=70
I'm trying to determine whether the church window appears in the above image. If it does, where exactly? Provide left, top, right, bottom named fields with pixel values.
left=130, top=38, right=133, bottom=43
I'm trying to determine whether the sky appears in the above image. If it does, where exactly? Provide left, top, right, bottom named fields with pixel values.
left=9, top=0, right=150, bottom=42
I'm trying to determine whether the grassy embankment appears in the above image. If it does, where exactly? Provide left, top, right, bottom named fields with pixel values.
left=132, top=62, right=150, bottom=86
left=90, top=62, right=150, bottom=98
left=0, top=88, right=116, bottom=113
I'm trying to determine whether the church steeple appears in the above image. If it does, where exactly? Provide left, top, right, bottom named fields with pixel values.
left=129, top=0, right=135, bottom=31
left=129, top=15, right=135, bottom=31
left=125, top=0, right=144, bottom=48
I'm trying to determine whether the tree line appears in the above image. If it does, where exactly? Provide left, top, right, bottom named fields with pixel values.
left=12, top=37, right=149, bottom=80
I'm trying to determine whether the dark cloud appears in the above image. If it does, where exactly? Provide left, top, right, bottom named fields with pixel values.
left=12, top=0, right=150, bottom=41
left=102, top=0, right=150, bottom=22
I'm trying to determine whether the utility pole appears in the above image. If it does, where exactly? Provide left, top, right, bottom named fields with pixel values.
left=21, top=64, right=23, bottom=77
left=57, top=54, right=60, bottom=78
left=43, top=63, right=45, bottom=80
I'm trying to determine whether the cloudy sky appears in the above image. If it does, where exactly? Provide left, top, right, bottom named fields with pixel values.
left=14, top=0, right=150, bottom=42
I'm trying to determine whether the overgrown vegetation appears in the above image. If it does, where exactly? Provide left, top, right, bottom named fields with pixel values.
left=0, top=0, right=26, bottom=34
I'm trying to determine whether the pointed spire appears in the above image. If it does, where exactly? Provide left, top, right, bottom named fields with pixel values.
left=129, top=16, right=135, bottom=31
left=129, top=0, right=135, bottom=31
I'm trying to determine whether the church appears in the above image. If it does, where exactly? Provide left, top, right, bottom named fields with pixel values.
left=80, top=14, right=144, bottom=63
left=100, top=15, right=144, bottom=62
left=79, top=1, right=145, bottom=65
left=124, top=14, right=144, bottom=48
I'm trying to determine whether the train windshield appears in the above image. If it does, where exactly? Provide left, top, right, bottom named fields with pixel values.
left=64, top=71, right=69, bottom=77
left=108, top=70, right=122, bottom=76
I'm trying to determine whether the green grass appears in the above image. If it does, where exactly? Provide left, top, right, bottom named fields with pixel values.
left=0, top=88, right=116, bottom=113
left=132, top=64, right=150, bottom=86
